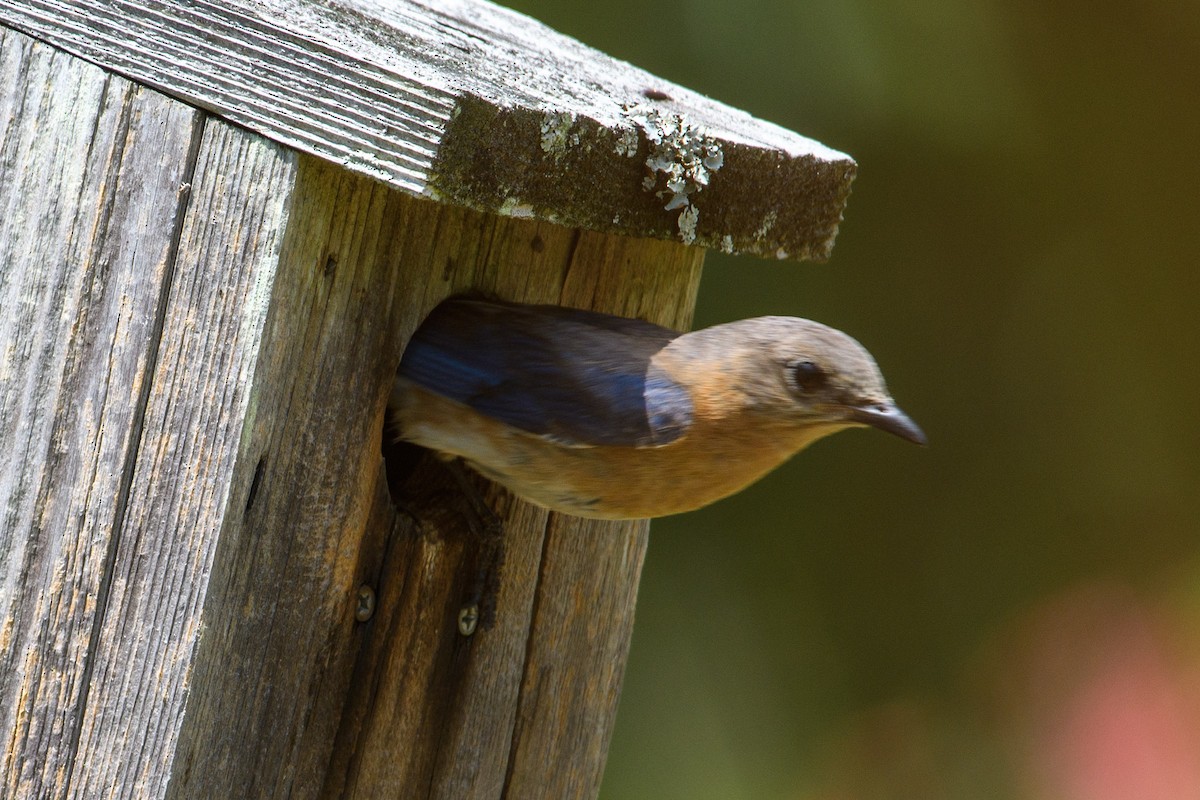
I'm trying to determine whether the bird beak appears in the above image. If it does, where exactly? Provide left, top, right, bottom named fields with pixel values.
left=845, top=401, right=928, bottom=446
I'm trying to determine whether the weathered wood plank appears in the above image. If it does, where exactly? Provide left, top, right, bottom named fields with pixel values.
left=0, top=0, right=855, bottom=260
left=0, top=28, right=204, bottom=798
left=502, top=516, right=648, bottom=800
left=164, top=154, right=423, bottom=798
left=65, top=122, right=299, bottom=798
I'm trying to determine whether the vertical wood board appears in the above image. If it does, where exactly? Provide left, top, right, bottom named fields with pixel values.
left=0, top=28, right=204, bottom=799
left=65, top=122, right=297, bottom=798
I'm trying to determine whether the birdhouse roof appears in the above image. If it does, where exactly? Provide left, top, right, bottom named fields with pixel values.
left=1, top=0, right=856, bottom=260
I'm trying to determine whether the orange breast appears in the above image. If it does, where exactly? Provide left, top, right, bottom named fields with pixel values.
left=394, top=382, right=841, bottom=519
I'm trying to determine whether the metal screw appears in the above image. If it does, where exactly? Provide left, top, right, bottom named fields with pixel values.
left=355, top=585, right=376, bottom=622
left=457, top=604, right=479, bottom=636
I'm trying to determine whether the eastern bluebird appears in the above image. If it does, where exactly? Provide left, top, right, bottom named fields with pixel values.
left=391, top=297, right=925, bottom=519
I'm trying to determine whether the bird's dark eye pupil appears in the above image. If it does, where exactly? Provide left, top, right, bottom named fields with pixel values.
left=792, top=360, right=827, bottom=392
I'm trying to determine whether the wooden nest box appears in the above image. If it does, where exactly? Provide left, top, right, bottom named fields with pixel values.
left=0, top=1, right=855, bottom=797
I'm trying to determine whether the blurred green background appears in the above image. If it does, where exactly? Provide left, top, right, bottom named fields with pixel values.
left=506, top=1, right=1200, bottom=798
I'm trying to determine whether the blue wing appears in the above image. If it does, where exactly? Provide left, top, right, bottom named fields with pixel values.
left=397, top=297, right=693, bottom=447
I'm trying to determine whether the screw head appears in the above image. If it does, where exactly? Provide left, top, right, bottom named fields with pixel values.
left=458, top=604, right=479, bottom=636
left=355, top=585, right=376, bottom=622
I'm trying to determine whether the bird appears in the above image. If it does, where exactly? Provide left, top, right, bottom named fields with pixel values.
left=390, top=296, right=925, bottom=520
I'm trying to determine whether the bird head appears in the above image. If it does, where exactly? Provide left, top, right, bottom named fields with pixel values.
left=683, top=316, right=927, bottom=446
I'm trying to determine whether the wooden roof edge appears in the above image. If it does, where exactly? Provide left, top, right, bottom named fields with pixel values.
left=1, top=0, right=856, bottom=260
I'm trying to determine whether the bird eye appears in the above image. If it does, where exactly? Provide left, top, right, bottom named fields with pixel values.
left=790, top=360, right=828, bottom=393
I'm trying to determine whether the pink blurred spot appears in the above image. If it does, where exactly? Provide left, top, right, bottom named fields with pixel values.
left=1015, top=583, right=1200, bottom=800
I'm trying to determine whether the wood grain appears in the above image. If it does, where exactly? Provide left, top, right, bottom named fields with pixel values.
left=69, top=121, right=299, bottom=798
left=0, top=0, right=855, bottom=260
left=0, top=29, right=204, bottom=798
